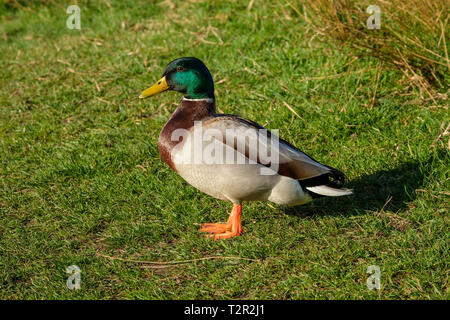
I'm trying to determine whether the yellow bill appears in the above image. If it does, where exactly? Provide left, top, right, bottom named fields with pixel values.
left=139, top=76, right=169, bottom=99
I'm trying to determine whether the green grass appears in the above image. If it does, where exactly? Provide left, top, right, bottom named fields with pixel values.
left=0, top=0, right=448, bottom=299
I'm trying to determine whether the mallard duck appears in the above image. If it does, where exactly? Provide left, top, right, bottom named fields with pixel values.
left=139, top=57, right=352, bottom=240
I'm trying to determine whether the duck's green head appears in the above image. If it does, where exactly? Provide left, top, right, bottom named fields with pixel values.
left=139, top=57, right=214, bottom=100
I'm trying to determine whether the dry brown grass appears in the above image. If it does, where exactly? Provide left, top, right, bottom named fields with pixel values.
left=299, top=0, right=449, bottom=101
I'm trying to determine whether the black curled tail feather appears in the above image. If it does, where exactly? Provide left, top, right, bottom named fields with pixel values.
left=326, top=166, right=346, bottom=188
left=299, top=166, right=346, bottom=189
left=299, top=166, right=351, bottom=198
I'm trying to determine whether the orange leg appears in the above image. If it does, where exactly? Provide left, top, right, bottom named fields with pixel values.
left=199, top=203, right=243, bottom=240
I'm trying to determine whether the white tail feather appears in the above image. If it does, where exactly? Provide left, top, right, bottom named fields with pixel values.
left=306, top=185, right=353, bottom=197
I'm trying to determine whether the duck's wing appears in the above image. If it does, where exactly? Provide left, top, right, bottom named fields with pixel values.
left=202, top=115, right=353, bottom=196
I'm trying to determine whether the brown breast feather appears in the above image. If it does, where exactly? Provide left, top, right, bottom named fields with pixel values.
left=158, top=99, right=215, bottom=171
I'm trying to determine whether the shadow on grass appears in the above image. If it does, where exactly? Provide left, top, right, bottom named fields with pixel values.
left=285, top=153, right=439, bottom=217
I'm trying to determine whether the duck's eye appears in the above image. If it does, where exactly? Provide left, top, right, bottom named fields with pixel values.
left=177, top=66, right=185, bottom=72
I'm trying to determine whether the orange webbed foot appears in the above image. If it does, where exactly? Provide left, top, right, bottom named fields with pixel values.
left=199, top=203, right=243, bottom=240
left=206, top=230, right=241, bottom=240
left=199, top=222, right=231, bottom=234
